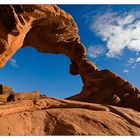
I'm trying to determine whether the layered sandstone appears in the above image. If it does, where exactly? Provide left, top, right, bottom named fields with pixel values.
left=0, top=5, right=140, bottom=111
left=0, top=84, right=13, bottom=94
left=67, top=69, right=140, bottom=111
left=0, top=91, right=140, bottom=135
left=0, top=5, right=140, bottom=135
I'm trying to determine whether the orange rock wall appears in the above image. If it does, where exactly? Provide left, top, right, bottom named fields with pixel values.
left=0, top=5, right=140, bottom=111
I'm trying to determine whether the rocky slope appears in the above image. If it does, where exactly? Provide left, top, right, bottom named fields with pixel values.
left=0, top=90, right=140, bottom=135
left=0, top=5, right=140, bottom=135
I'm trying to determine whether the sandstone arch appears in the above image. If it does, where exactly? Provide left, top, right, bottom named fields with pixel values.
left=0, top=5, right=140, bottom=111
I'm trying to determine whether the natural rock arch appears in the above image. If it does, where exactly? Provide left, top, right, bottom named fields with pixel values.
left=0, top=5, right=140, bottom=111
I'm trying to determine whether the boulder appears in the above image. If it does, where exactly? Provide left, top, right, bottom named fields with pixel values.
left=0, top=84, right=13, bottom=94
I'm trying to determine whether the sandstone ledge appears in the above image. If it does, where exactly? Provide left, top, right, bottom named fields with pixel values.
left=0, top=91, right=140, bottom=135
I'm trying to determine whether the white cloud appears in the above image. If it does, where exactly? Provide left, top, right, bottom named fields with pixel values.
left=126, top=57, right=140, bottom=69
left=136, top=57, right=140, bottom=62
left=87, top=45, right=105, bottom=58
left=127, top=58, right=135, bottom=66
left=90, top=10, right=140, bottom=58
left=9, top=58, right=18, bottom=68
left=123, top=69, right=129, bottom=73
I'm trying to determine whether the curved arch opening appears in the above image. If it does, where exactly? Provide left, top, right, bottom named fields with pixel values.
left=0, top=47, right=83, bottom=98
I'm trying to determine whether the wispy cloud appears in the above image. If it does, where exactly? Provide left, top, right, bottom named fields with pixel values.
left=136, top=57, right=140, bottom=62
left=90, top=10, right=140, bottom=58
left=127, top=58, right=135, bottom=66
left=87, top=45, right=105, bottom=58
left=123, top=69, right=129, bottom=73
left=126, top=57, right=140, bottom=69
left=9, top=58, right=18, bottom=68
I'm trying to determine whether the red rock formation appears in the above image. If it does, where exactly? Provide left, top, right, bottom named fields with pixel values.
left=0, top=85, right=14, bottom=104
left=0, top=5, right=140, bottom=135
left=0, top=91, right=140, bottom=135
left=0, top=84, right=13, bottom=94
left=0, top=5, right=139, bottom=111
left=67, top=69, right=140, bottom=111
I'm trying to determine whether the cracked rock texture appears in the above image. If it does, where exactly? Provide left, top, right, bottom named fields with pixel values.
left=0, top=5, right=140, bottom=135
left=0, top=91, right=140, bottom=135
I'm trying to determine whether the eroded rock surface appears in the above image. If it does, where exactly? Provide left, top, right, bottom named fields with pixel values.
left=67, top=69, right=140, bottom=111
left=0, top=91, right=140, bottom=135
left=0, top=5, right=140, bottom=135
left=0, top=5, right=140, bottom=111
left=0, top=84, right=13, bottom=94
left=0, top=85, right=14, bottom=104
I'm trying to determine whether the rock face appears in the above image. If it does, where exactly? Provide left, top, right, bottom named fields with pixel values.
left=67, top=70, right=140, bottom=112
left=0, top=85, right=14, bottom=104
left=0, top=5, right=140, bottom=111
left=0, top=91, right=140, bottom=135
left=0, top=5, right=140, bottom=135
left=0, top=84, right=13, bottom=94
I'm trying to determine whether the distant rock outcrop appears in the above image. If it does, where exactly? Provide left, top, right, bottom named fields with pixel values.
left=0, top=5, right=140, bottom=135
left=0, top=84, right=13, bottom=94
left=0, top=85, right=14, bottom=104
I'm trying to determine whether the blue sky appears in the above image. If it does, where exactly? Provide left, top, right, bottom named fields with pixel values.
left=0, top=5, right=140, bottom=98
